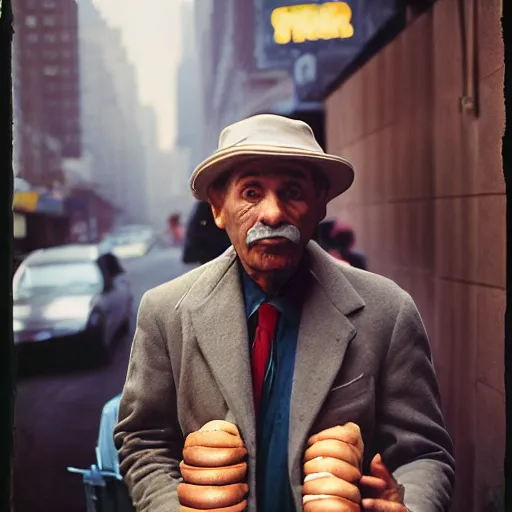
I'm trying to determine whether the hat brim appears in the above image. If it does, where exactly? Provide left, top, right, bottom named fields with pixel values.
left=190, top=145, right=354, bottom=203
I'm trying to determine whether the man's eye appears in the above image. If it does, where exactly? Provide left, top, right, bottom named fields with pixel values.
left=282, top=186, right=303, bottom=200
left=243, top=188, right=260, bottom=200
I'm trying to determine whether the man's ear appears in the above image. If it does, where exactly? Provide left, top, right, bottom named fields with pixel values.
left=208, top=188, right=226, bottom=229
left=316, top=194, right=328, bottom=224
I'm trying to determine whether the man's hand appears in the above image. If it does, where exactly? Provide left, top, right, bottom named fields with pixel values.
left=360, top=454, right=407, bottom=511
left=177, top=421, right=248, bottom=511
left=303, top=423, right=364, bottom=511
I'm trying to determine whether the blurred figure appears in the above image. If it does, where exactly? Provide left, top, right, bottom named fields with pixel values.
left=168, top=213, right=184, bottom=246
left=182, top=201, right=231, bottom=264
left=315, top=220, right=367, bottom=270
left=329, top=222, right=368, bottom=270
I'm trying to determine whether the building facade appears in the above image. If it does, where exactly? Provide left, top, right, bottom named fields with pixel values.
left=12, top=0, right=81, bottom=187
left=78, top=0, right=149, bottom=225
left=176, top=0, right=202, bottom=170
left=324, top=1, right=505, bottom=510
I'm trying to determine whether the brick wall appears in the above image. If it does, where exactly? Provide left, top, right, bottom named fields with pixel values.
left=325, top=0, right=505, bottom=510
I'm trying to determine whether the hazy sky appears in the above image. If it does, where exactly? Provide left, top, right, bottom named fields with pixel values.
left=93, top=0, right=191, bottom=150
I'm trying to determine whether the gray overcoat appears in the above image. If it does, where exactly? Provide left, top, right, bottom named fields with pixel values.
left=114, top=242, right=455, bottom=512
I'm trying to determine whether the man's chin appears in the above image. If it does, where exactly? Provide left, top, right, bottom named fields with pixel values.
left=249, top=248, right=301, bottom=272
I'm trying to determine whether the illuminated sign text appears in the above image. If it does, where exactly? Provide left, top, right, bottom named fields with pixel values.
left=271, top=2, right=354, bottom=45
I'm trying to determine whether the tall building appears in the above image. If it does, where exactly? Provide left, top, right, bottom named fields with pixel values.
left=78, top=0, right=148, bottom=224
left=141, top=103, right=193, bottom=228
left=194, top=0, right=294, bottom=158
left=175, top=0, right=202, bottom=170
left=160, top=1, right=203, bottom=222
left=12, top=0, right=81, bottom=187
left=140, top=104, right=168, bottom=228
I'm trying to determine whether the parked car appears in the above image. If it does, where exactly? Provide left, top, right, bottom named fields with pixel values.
left=182, top=201, right=231, bottom=265
left=13, top=243, right=133, bottom=362
left=110, top=225, right=156, bottom=259
left=68, top=394, right=134, bottom=512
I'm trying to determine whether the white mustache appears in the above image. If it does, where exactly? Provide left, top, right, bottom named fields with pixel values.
left=245, top=222, right=301, bottom=246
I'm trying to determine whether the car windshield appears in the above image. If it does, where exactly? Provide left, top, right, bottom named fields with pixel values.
left=112, top=230, right=151, bottom=245
left=14, top=262, right=103, bottom=300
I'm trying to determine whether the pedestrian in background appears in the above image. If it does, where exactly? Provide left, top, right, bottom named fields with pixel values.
left=168, top=213, right=184, bottom=246
left=329, top=222, right=368, bottom=270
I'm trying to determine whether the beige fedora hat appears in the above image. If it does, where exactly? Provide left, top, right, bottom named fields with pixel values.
left=189, top=114, right=354, bottom=202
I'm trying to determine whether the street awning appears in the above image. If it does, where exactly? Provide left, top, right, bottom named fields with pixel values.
left=13, top=191, right=64, bottom=215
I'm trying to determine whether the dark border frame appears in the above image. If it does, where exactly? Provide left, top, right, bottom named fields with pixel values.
left=503, top=0, right=511, bottom=507
left=1, top=0, right=15, bottom=510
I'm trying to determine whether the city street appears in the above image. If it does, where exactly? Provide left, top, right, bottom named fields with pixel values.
left=12, top=246, right=196, bottom=512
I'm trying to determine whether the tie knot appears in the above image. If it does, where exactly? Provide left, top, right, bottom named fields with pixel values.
left=258, top=303, right=279, bottom=332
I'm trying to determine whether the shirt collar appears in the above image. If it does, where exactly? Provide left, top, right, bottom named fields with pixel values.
left=240, top=261, right=307, bottom=326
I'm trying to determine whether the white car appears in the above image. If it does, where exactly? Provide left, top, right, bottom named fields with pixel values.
left=110, top=226, right=156, bottom=259
left=13, top=244, right=133, bottom=363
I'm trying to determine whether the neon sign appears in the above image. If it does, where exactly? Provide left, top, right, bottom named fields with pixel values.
left=271, top=2, right=354, bottom=44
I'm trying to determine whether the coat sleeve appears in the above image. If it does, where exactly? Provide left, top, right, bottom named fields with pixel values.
left=372, top=291, right=455, bottom=512
left=114, top=291, right=183, bottom=511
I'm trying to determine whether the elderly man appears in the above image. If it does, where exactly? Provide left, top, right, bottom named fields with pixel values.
left=114, top=114, right=455, bottom=512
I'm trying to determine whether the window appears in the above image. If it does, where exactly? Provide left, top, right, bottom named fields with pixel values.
left=43, top=65, right=59, bottom=76
left=61, top=31, right=71, bottom=42
left=44, top=33, right=57, bottom=43
left=43, top=15, right=56, bottom=27
left=27, top=33, right=38, bottom=43
left=43, top=49, right=58, bottom=60
left=14, top=262, right=103, bottom=300
left=25, top=15, right=37, bottom=27
left=46, top=82, right=58, bottom=93
left=43, top=0, right=57, bottom=8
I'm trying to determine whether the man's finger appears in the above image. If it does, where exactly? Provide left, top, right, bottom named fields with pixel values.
left=179, top=461, right=247, bottom=486
left=180, top=499, right=248, bottom=512
left=359, top=475, right=387, bottom=490
left=362, top=498, right=407, bottom=511
left=304, top=495, right=361, bottom=512
left=369, top=454, right=398, bottom=488
left=199, top=420, right=240, bottom=437
left=184, top=430, right=245, bottom=449
left=359, top=475, right=388, bottom=497
left=177, top=483, right=248, bottom=509
left=304, top=456, right=361, bottom=483
left=182, top=446, right=247, bottom=467
left=308, top=423, right=364, bottom=453
left=302, top=475, right=361, bottom=504
left=304, top=439, right=361, bottom=468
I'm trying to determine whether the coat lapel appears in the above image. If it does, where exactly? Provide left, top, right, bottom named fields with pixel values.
left=186, top=248, right=257, bottom=456
left=288, top=243, right=366, bottom=496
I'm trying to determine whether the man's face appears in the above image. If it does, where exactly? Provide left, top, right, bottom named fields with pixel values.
left=209, top=161, right=327, bottom=277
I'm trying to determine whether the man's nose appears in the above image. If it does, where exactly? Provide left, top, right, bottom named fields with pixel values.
left=259, top=193, right=286, bottom=227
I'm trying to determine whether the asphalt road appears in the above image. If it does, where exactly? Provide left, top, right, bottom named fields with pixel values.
left=12, top=246, right=196, bottom=512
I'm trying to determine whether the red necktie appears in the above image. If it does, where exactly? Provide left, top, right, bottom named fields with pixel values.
left=251, top=303, right=279, bottom=417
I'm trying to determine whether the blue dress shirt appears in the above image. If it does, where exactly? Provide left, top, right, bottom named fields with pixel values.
left=241, top=268, right=303, bottom=512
